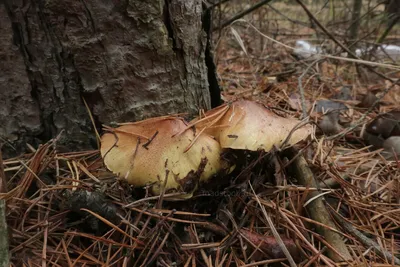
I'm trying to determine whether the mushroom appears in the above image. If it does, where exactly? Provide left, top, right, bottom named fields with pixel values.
left=191, top=99, right=313, bottom=151
left=100, top=116, right=227, bottom=199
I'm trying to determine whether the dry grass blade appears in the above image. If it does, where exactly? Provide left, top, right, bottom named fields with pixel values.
left=82, top=96, right=101, bottom=149
left=230, top=27, right=248, bottom=56
left=14, top=143, right=53, bottom=200
left=66, top=231, right=138, bottom=249
left=60, top=239, right=73, bottom=266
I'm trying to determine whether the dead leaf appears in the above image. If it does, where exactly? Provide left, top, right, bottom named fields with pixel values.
left=240, top=229, right=301, bottom=262
left=230, top=27, right=247, bottom=56
left=288, top=93, right=311, bottom=111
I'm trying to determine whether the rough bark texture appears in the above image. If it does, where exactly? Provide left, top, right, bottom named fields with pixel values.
left=0, top=200, right=9, bottom=267
left=348, top=0, right=362, bottom=50
left=1, top=0, right=214, bottom=157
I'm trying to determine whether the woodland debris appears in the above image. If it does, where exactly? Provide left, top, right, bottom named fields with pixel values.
left=60, top=189, right=121, bottom=230
left=287, top=92, right=311, bottom=111
left=239, top=229, right=301, bottom=262
left=327, top=205, right=400, bottom=266
left=288, top=150, right=352, bottom=262
left=356, top=44, right=400, bottom=61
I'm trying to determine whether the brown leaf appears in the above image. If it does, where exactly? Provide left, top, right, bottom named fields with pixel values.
left=240, top=229, right=301, bottom=262
left=287, top=93, right=311, bottom=111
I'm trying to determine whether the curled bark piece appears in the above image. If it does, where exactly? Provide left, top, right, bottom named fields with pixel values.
left=290, top=152, right=352, bottom=262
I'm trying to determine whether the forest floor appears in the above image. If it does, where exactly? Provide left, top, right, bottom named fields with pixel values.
left=3, top=2, right=400, bottom=266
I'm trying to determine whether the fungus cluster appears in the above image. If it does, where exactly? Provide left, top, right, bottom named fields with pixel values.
left=192, top=100, right=312, bottom=151
left=100, top=100, right=313, bottom=200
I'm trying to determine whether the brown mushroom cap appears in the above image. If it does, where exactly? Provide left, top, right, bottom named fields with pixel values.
left=100, top=117, right=225, bottom=198
left=192, top=100, right=313, bottom=151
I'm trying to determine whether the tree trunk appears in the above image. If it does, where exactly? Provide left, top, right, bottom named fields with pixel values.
left=0, top=0, right=219, bottom=158
left=377, top=0, right=400, bottom=43
left=348, top=0, right=362, bottom=52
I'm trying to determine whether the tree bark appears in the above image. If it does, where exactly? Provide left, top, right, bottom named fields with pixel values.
left=1, top=0, right=217, bottom=157
left=348, top=0, right=362, bottom=52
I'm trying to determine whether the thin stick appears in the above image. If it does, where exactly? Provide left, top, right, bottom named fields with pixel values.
left=207, top=0, right=232, bottom=9
left=298, top=59, right=321, bottom=119
left=291, top=152, right=352, bottom=262
left=213, top=0, right=274, bottom=31
left=294, top=0, right=397, bottom=81
left=326, top=203, right=400, bottom=265
left=241, top=21, right=400, bottom=71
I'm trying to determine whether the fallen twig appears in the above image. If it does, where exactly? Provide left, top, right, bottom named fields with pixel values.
left=213, top=0, right=274, bottom=31
left=289, top=150, right=352, bottom=262
left=294, top=0, right=397, bottom=82
left=326, top=203, right=400, bottom=265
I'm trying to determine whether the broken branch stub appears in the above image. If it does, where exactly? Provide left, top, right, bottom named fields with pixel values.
left=192, top=100, right=313, bottom=151
left=100, top=116, right=227, bottom=199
